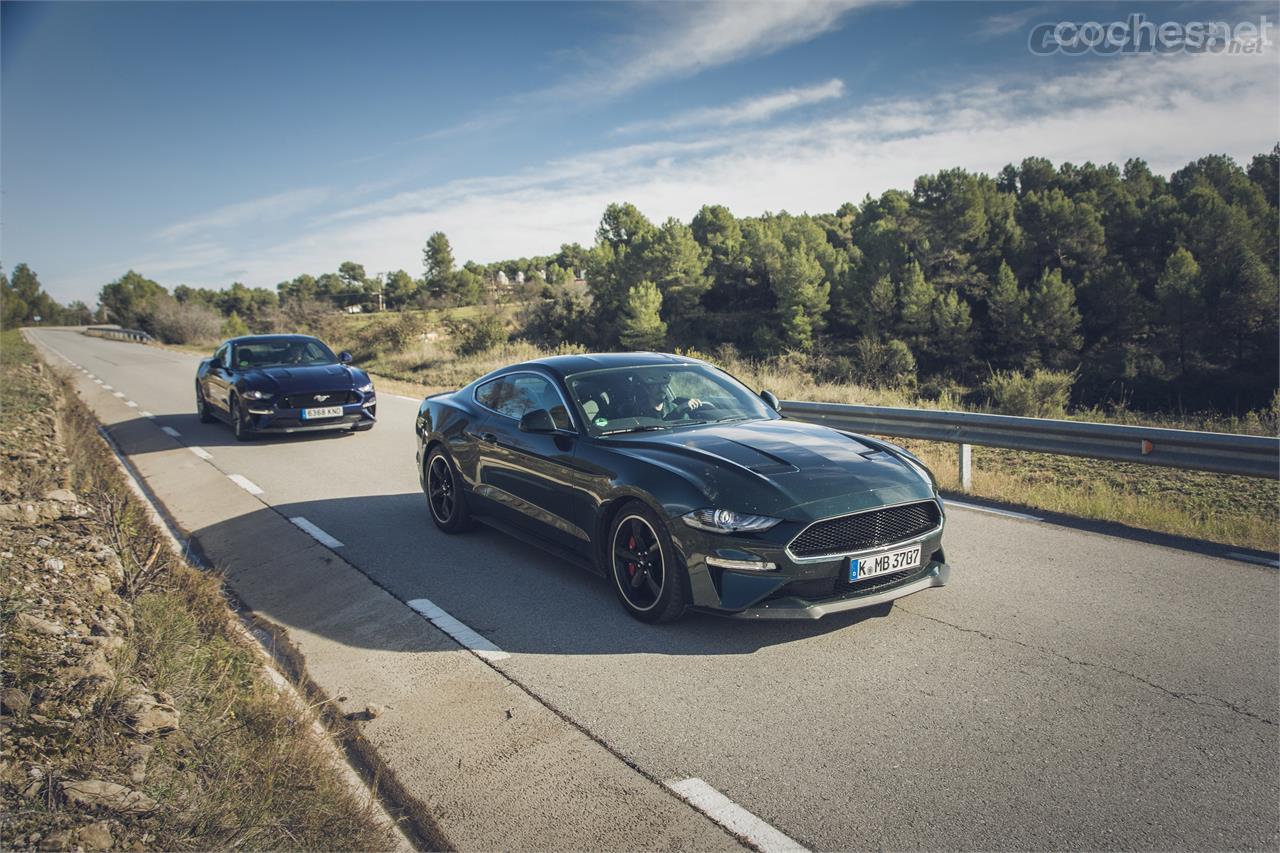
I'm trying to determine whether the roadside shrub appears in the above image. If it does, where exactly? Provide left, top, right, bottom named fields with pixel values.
left=985, top=368, right=1075, bottom=418
left=448, top=315, right=507, bottom=356
left=849, top=337, right=917, bottom=390
left=142, top=296, right=222, bottom=344
left=384, top=311, right=430, bottom=352
left=221, top=311, right=249, bottom=338
left=519, top=291, right=589, bottom=348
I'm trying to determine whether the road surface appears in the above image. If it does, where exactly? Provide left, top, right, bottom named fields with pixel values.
left=31, top=329, right=1279, bottom=850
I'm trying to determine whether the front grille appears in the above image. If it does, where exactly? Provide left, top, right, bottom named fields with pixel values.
left=788, top=500, right=941, bottom=558
left=281, top=389, right=356, bottom=409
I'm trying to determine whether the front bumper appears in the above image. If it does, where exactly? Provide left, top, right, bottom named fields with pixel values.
left=244, top=399, right=377, bottom=434
left=673, top=499, right=948, bottom=620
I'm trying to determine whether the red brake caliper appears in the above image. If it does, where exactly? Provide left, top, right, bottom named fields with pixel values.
left=627, top=536, right=637, bottom=575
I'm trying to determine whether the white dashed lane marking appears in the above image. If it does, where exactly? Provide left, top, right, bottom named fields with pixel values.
left=112, top=391, right=125, bottom=398
left=665, top=778, right=809, bottom=853
left=227, top=474, right=263, bottom=495
left=407, top=598, right=509, bottom=662
left=140, top=411, right=154, bottom=419
left=944, top=499, right=1042, bottom=522
left=161, top=426, right=181, bottom=438
left=125, top=401, right=138, bottom=408
left=289, top=517, right=344, bottom=549
left=189, top=447, right=213, bottom=461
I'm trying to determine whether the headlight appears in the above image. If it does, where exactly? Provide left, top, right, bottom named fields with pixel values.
left=240, top=389, right=273, bottom=400
left=682, top=508, right=781, bottom=533
left=357, top=382, right=374, bottom=393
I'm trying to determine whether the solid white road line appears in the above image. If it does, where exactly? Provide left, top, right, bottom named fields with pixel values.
left=227, top=474, right=263, bottom=495
left=1226, top=552, right=1280, bottom=569
left=161, top=426, right=181, bottom=438
left=289, top=516, right=345, bottom=549
left=944, top=499, right=1043, bottom=522
left=188, top=446, right=213, bottom=460
left=666, top=778, right=809, bottom=853
left=390, top=393, right=420, bottom=402
left=407, top=598, right=510, bottom=662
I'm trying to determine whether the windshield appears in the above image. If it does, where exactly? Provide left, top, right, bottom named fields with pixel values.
left=232, top=338, right=337, bottom=369
left=565, top=363, right=776, bottom=436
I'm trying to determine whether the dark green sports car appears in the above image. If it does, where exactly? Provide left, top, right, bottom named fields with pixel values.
left=415, top=352, right=948, bottom=622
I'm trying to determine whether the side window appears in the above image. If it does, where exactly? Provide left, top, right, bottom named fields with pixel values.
left=214, top=345, right=229, bottom=369
left=475, top=375, right=573, bottom=429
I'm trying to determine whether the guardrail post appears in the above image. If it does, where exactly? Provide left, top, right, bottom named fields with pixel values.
left=958, top=443, right=973, bottom=493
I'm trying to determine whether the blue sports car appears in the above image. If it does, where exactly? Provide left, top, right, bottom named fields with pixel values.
left=195, top=334, right=376, bottom=440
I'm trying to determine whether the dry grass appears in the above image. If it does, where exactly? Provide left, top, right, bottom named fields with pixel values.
left=2, top=329, right=396, bottom=851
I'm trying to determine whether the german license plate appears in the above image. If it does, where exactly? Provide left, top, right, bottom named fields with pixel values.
left=850, top=544, right=922, bottom=581
left=301, top=405, right=343, bottom=420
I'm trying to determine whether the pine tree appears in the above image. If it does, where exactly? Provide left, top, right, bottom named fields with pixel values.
left=618, top=281, right=667, bottom=350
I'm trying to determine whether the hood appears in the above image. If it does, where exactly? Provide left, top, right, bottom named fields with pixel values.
left=608, top=418, right=934, bottom=519
left=240, top=363, right=365, bottom=394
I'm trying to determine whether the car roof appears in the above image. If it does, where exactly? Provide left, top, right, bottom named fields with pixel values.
left=509, top=352, right=702, bottom=381
left=226, top=334, right=323, bottom=345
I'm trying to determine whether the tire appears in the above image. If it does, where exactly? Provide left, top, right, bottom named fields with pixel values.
left=424, top=446, right=472, bottom=533
left=608, top=501, right=687, bottom=623
left=230, top=397, right=253, bottom=442
left=196, top=385, right=216, bottom=423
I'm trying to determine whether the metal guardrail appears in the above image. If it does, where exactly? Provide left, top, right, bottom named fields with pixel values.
left=780, top=400, right=1280, bottom=482
left=85, top=326, right=153, bottom=343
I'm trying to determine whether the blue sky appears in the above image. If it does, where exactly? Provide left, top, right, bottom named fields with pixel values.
left=3, top=1, right=1277, bottom=305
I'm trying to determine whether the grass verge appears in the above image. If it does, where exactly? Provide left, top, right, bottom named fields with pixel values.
left=0, top=328, right=396, bottom=851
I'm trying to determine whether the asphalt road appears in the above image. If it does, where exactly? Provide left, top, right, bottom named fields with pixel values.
left=34, top=329, right=1280, bottom=850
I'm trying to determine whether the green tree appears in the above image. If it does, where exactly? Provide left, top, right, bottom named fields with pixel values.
left=929, top=290, right=974, bottom=366
left=773, top=245, right=828, bottom=350
left=987, top=261, right=1031, bottom=366
left=99, top=270, right=166, bottom=328
left=648, top=217, right=711, bottom=328
left=423, top=232, right=455, bottom=295
left=895, top=260, right=934, bottom=343
left=383, top=270, right=419, bottom=309
left=618, top=281, right=667, bottom=350
left=1027, top=268, right=1083, bottom=368
left=1154, top=247, right=1203, bottom=376
left=1, top=270, right=26, bottom=329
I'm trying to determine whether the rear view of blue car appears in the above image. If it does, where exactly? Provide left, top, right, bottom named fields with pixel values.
left=195, top=334, right=376, bottom=440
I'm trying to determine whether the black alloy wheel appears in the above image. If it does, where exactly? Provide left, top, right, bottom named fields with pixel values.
left=231, top=397, right=252, bottom=442
left=425, top=447, right=471, bottom=532
left=609, top=502, right=687, bottom=623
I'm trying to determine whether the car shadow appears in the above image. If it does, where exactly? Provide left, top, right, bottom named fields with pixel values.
left=183, top=492, right=893, bottom=658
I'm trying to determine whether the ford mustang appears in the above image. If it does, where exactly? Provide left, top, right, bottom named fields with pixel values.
left=415, top=352, right=948, bottom=622
left=196, top=334, right=376, bottom=440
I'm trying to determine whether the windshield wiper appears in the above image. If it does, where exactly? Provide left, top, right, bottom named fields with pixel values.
left=598, top=425, right=670, bottom=436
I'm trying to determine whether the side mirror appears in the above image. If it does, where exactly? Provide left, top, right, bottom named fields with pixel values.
left=519, top=408, right=557, bottom=433
left=339, top=351, right=354, bottom=364
left=760, top=390, right=781, bottom=412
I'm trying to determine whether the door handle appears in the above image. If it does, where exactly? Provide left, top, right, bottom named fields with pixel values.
left=479, top=432, right=498, bottom=444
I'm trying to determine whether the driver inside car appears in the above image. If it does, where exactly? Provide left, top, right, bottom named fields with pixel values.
left=636, top=376, right=703, bottom=420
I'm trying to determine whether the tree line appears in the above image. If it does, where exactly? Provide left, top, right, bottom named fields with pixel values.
left=5, top=147, right=1274, bottom=414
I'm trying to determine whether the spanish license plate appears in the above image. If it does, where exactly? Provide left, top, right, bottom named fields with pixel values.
left=301, top=405, right=343, bottom=420
left=850, top=544, right=922, bottom=581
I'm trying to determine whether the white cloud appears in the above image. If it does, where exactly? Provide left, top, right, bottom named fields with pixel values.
left=157, top=187, right=331, bottom=241
left=573, top=1, right=870, bottom=99
left=132, top=46, right=1278, bottom=291
left=614, top=79, right=846, bottom=135
left=424, top=2, right=871, bottom=140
